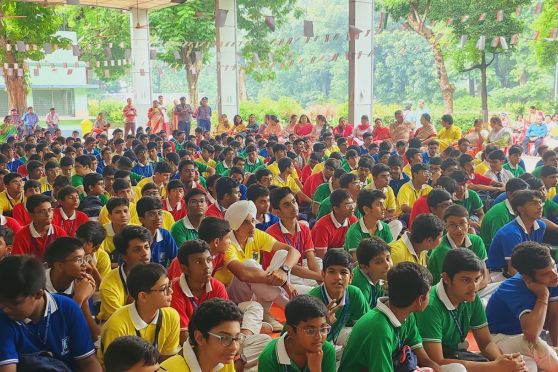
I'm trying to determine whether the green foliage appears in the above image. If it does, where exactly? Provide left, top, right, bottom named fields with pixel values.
left=239, top=97, right=302, bottom=123
left=532, top=4, right=558, bottom=68
left=88, top=99, right=123, bottom=124
left=491, top=79, right=553, bottom=108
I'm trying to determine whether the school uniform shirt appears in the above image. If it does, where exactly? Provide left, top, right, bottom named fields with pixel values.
left=244, top=158, right=265, bottom=174
left=0, top=214, right=22, bottom=234
left=7, top=158, right=23, bottom=173
left=98, top=303, right=180, bottom=363
left=131, top=162, right=154, bottom=178
left=170, top=215, right=200, bottom=248
left=338, top=297, right=423, bottom=371
left=258, top=332, right=336, bottom=372
left=313, top=212, right=357, bottom=251
left=351, top=267, right=385, bottom=309
left=503, top=163, right=526, bottom=177
left=215, top=161, right=232, bottom=176
left=484, top=168, right=514, bottom=184
left=170, top=274, right=228, bottom=331
left=52, top=208, right=89, bottom=237
left=45, top=268, right=74, bottom=296
left=302, top=172, right=328, bottom=199
left=267, top=162, right=300, bottom=181
left=163, top=198, right=186, bottom=222
left=366, top=182, right=397, bottom=212
left=272, top=174, right=301, bottom=194
left=389, top=232, right=428, bottom=267
left=0, top=292, right=95, bottom=370
left=396, top=181, right=432, bottom=216
left=308, top=284, right=370, bottom=343
left=11, top=202, right=30, bottom=226
left=160, top=340, right=235, bottom=372
left=264, top=220, right=313, bottom=269
left=206, top=202, right=226, bottom=220
left=0, top=190, right=23, bottom=214
left=344, top=218, right=393, bottom=252
left=94, top=248, right=112, bottom=279
left=12, top=223, right=67, bottom=258
left=454, top=189, right=483, bottom=217
left=479, top=199, right=515, bottom=248
left=256, top=213, right=279, bottom=232
left=98, top=265, right=130, bottom=322
left=98, top=202, right=138, bottom=225
left=474, top=161, right=490, bottom=176
left=313, top=181, right=334, bottom=205
left=408, top=195, right=430, bottom=230
left=389, top=173, right=411, bottom=198
left=149, top=228, right=178, bottom=267
left=486, top=268, right=558, bottom=335
left=416, top=282, right=487, bottom=351
left=78, top=195, right=103, bottom=218
left=221, top=229, right=277, bottom=286
left=486, top=217, right=546, bottom=271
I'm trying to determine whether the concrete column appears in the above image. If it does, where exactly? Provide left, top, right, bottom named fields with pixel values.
left=130, top=8, right=152, bottom=124
left=215, top=0, right=240, bottom=120
left=349, top=0, right=374, bottom=125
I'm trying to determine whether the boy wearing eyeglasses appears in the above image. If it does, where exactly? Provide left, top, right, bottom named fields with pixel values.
left=258, top=295, right=336, bottom=372
left=98, top=262, right=179, bottom=365
left=160, top=299, right=243, bottom=371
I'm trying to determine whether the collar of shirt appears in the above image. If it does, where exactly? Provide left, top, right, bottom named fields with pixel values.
left=407, top=181, right=428, bottom=193
left=153, top=228, right=163, bottom=243
left=129, top=302, right=160, bottom=331
left=45, top=268, right=74, bottom=295
left=436, top=282, right=457, bottom=311
left=230, top=231, right=253, bottom=253
left=446, top=234, right=472, bottom=250
left=165, top=198, right=182, bottom=212
left=179, top=273, right=212, bottom=297
left=182, top=215, right=197, bottom=231
left=376, top=297, right=401, bottom=327
left=275, top=174, right=288, bottom=184
left=320, top=283, right=346, bottom=306
left=330, top=212, right=348, bottom=228
left=29, top=222, right=54, bottom=238
left=515, top=216, right=540, bottom=234
left=401, top=232, right=419, bottom=259
left=105, top=223, right=116, bottom=237
left=276, top=333, right=292, bottom=365
left=23, top=291, right=58, bottom=324
left=6, top=191, right=22, bottom=204
left=215, top=202, right=227, bottom=213
left=328, top=177, right=334, bottom=193
left=0, top=215, right=6, bottom=226
left=59, top=208, right=76, bottom=221
left=359, top=267, right=382, bottom=287
left=368, top=182, right=388, bottom=194
left=182, top=340, right=224, bottom=372
left=359, top=217, right=383, bottom=234
left=504, top=199, right=515, bottom=216
left=279, top=219, right=300, bottom=234
left=119, top=264, right=128, bottom=284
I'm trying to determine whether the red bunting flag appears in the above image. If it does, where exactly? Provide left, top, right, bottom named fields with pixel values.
left=535, top=2, right=542, bottom=14
left=478, top=13, right=486, bottom=22
left=496, top=10, right=503, bottom=21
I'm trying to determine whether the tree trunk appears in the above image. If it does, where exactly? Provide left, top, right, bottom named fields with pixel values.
left=239, top=66, right=248, bottom=101
left=480, top=52, right=489, bottom=122
left=182, top=47, right=204, bottom=107
left=186, top=67, right=199, bottom=108
left=468, top=77, right=475, bottom=96
left=4, top=74, right=27, bottom=116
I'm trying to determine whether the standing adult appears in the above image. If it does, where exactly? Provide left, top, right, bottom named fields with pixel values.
left=414, top=99, right=430, bottom=128
left=147, top=100, right=164, bottom=134
left=194, top=97, right=212, bottom=133
left=45, top=107, right=59, bottom=135
left=389, top=110, right=415, bottom=143
left=122, top=98, right=137, bottom=137
left=173, top=97, right=192, bottom=137
left=157, top=95, right=170, bottom=135
left=22, top=106, right=39, bottom=136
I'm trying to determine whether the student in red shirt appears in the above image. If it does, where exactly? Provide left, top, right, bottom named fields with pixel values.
left=301, top=158, right=340, bottom=199
left=300, top=153, right=321, bottom=184
left=206, top=177, right=240, bottom=219
left=312, top=189, right=358, bottom=258
left=408, top=176, right=456, bottom=229
left=12, top=179, right=41, bottom=226
left=459, top=153, right=505, bottom=194
left=163, top=179, right=186, bottom=221
left=0, top=213, right=22, bottom=236
left=52, top=186, right=89, bottom=237
left=12, top=194, right=67, bottom=258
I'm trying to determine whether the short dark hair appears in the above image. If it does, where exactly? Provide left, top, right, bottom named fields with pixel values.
left=24, top=179, right=41, bottom=192
left=357, top=236, right=391, bottom=266
left=57, top=185, right=79, bottom=201
left=410, top=214, right=444, bottom=243
left=511, top=241, right=554, bottom=278
left=26, top=160, right=43, bottom=174
left=487, top=149, right=506, bottom=161
left=441, top=114, right=453, bottom=125
left=114, top=225, right=151, bottom=256
left=450, top=170, right=469, bottom=183
left=426, top=189, right=452, bottom=210
left=136, top=196, right=163, bottom=218
left=357, top=189, right=385, bottom=215
left=184, top=188, right=206, bottom=204
left=188, top=299, right=243, bottom=347
left=508, top=145, right=523, bottom=157
left=339, top=173, right=358, bottom=189
left=434, top=176, right=458, bottom=194
left=506, top=178, right=529, bottom=193
left=0, top=225, right=14, bottom=245
left=411, top=163, right=428, bottom=176
left=106, top=197, right=129, bottom=214
left=3, top=172, right=22, bottom=185
left=270, top=187, right=294, bottom=210
left=104, top=336, right=159, bottom=372
left=442, top=204, right=468, bottom=220
left=0, top=255, right=46, bottom=301
left=44, top=237, right=84, bottom=267
left=113, top=178, right=131, bottom=193
left=285, top=295, right=327, bottom=327
left=26, top=194, right=50, bottom=214
left=198, top=217, right=231, bottom=243
left=254, top=168, right=272, bottom=181
left=153, top=162, right=172, bottom=174
left=277, top=157, right=292, bottom=173
left=540, top=165, right=558, bottom=178
left=247, top=184, right=270, bottom=202
left=441, top=158, right=458, bottom=172
left=510, top=190, right=543, bottom=214
left=167, top=179, right=184, bottom=192
left=405, top=148, right=420, bottom=161
left=177, top=240, right=210, bottom=266
left=330, top=189, right=352, bottom=208
left=83, top=172, right=103, bottom=193
left=322, top=248, right=353, bottom=271
left=443, top=248, right=484, bottom=280
left=372, top=163, right=390, bottom=177
left=215, top=177, right=240, bottom=201
left=75, top=154, right=92, bottom=167
left=76, top=221, right=107, bottom=247
left=388, top=262, right=432, bottom=308
left=127, top=263, right=167, bottom=300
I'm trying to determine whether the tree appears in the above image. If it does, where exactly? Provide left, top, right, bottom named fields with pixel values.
left=532, top=3, right=558, bottom=69
left=0, top=1, right=70, bottom=115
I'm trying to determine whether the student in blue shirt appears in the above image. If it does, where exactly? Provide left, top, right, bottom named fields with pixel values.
left=388, top=154, right=410, bottom=197
left=131, top=145, right=154, bottom=178
left=487, top=190, right=546, bottom=281
left=486, top=242, right=558, bottom=371
left=0, top=255, right=102, bottom=371
left=421, top=141, right=440, bottom=165
left=248, top=184, right=279, bottom=231
left=137, top=196, right=178, bottom=267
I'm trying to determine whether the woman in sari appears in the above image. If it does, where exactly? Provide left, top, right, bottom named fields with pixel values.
left=264, top=115, right=284, bottom=138
left=333, top=117, right=353, bottom=137
left=294, top=114, right=313, bottom=137
left=372, top=118, right=392, bottom=144
left=231, top=114, right=247, bottom=134
left=486, top=116, right=512, bottom=149
left=215, top=114, right=233, bottom=136
left=352, top=115, right=372, bottom=142
left=147, top=100, right=164, bottom=134
left=0, top=116, right=17, bottom=143
left=284, top=114, right=298, bottom=136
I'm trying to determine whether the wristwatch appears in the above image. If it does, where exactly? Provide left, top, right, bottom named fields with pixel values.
left=280, top=264, right=291, bottom=273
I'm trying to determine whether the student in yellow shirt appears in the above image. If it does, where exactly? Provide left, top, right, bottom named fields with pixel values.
left=0, top=172, right=24, bottom=214
left=98, top=262, right=180, bottom=364
left=436, top=114, right=462, bottom=151
left=267, top=143, right=303, bottom=191
left=389, top=214, right=444, bottom=267
left=40, top=160, right=61, bottom=194
left=160, top=299, right=243, bottom=372
left=401, top=148, right=423, bottom=178
left=396, top=163, right=433, bottom=217
left=100, top=197, right=132, bottom=262
left=367, top=163, right=397, bottom=219
left=134, top=162, right=172, bottom=201
left=99, top=178, right=138, bottom=225
left=98, top=225, right=152, bottom=322
left=76, top=221, right=111, bottom=283
left=103, top=336, right=160, bottom=372
left=272, top=158, right=312, bottom=204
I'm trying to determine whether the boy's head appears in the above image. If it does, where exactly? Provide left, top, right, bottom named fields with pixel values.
left=74, top=154, right=92, bottom=176
left=23, top=180, right=41, bottom=198
left=215, top=177, right=241, bottom=207
left=511, top=242, right=558, bottom=287
left=441, top=248, right=484, bottom=302
left=321, top=249, right=354, bottom=292
left=26, top=194, right=52, bottom=225
left=76, top=221, right=107, bottom=256
left=510, top=189, right=544, bottom=220
left=113, top=225, right=151, bottom=267
left=330, top=189, right=355, bottom=221
left=83, top=172, right=105, bottom=195
left=388, top=262, right=432, bottom=311
left=137, top=197, right=164, bottom=232
left=487, top=149, right=506, bottom=172
left=357, top=237, right=392, bottom=283
left=255, top=168, right=273, bottom=187
left=104, top=336, right=159, bottom=372
left=357, top=189, right=386, bottom=220
left=107, top=197, right=130, bottom=226
left=0, top=225, right=14, bottom=259
left=405, top=148, right=422, bottom=165
left=113, top=178, right=133, bottom=201
left=44, top=237, right=86, bottom=280
left=198, top=217, right=232, bottom=255
left=185, top=188, right=208, bottom=217
left=540, top=166, right=558, bottom=190
left=127, top=263, right=171, bottom=307
left=247, top=184, right=270, bottom=215
left=166, top=179, right=185, bottom=201
left=508, top=145, right=523, bottom=165
left=410, top=214, right=444, bottom=249
left=371, top=163, right=391, bottom=189
left=285, top=295, right=329, bottom=353
left=505, top=177, right=529, bottom=198
left=178, top=240, right=212, bottom=283
left=410, top=163, right=430, bottom=184
left=442, top=204, right=469, bottom=243
left=270, top=187, right=298, bottom=220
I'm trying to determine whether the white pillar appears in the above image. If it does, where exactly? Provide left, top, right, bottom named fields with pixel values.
left=130, top=8, right=152, bottom=125
left=215, top=0, right=240, bottom=120
left=349, top=0, right=374, bottom=125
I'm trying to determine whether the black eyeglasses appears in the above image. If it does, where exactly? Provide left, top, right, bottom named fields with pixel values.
left=207, top=332, right=246, bottom=346
left=146, top=283, right=172, bottom=295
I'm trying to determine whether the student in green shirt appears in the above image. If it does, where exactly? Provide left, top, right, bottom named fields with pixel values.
left=339, top=262, right=465, bottom=372
left=503, top=146, right=526, bottom=177
left=307, top=249, right=369, bottom=347
left=450, top=170, right=484, bottom=231
left=222, top=156, right=246, bottom=177
left=344, top=189, right=393, bottom=259
left=258, top=295, right=336, bottom=372
left=215, top=147, right=235, bottom=175
left=311, top=168, right=344, bottom=216
left=353, top=237, right=392, bottom=308
left=341, top=149, right=359, bottom=173
left=479, top=178, right=529, bottom=247
left=429, top=205, right=487, bottom=286
left=244, top=145, right=265, bottom=174
left=417, top=249, right=526, bottom=371
left=170, top=189, right=208, bottom=247
left=316, top=173, right=362, bottom=220
left=72, top=155, right=95, bottom=194
left=531, top=150, right=558, bottom=179
left=540, top=165, right=558, bottom=200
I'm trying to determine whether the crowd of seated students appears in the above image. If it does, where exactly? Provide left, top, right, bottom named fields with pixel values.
left=1, top=110, right=558, bottom=372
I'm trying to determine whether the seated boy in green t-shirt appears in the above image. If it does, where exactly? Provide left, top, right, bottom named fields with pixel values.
left=339, top=262, right=467, bottom=372
left=352, top=237, right=392, bottom=309
left=258, top=295, right=336, bottom=372
left=416, top=248, right=526, bottom=371
left=307, top=249, right=370, bottom=348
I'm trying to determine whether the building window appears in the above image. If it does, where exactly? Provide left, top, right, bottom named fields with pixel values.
left=32, top=89, right=75, bottom=116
